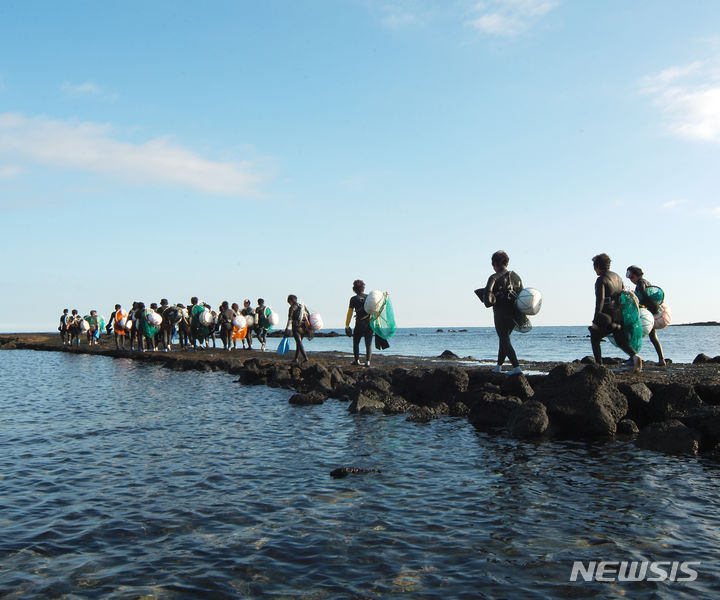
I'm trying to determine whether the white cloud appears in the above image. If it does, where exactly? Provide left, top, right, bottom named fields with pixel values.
left=0, top=164, right=22, bottom=179
left=642, top=57, right=720, bottom=143
left=661, top=198, right=688, bottom=209
left=467, top=0, right=559, bottom=37
left=0, top=113, right=264, bottom=196
left=61, top=81, right=102, bottom=96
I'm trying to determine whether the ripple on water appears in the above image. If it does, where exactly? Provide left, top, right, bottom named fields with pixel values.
left=1, top=350, right=720, bottom=599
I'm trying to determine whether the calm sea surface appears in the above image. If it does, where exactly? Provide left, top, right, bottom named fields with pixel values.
left=292, top=325, right=720, bottom=365
left=2, top=349, right=720, bottom=599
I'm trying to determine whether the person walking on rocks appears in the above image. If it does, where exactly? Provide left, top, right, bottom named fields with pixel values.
left=59, top=309, right=70, bottom=345
left=345, top=279, right=373, bottom=367
left=627, top=265, right=666, bottom=367
left=285, top=294, right=310, bottom=364
left=475, top=250, right=524, bottom=375
left=589, top=253, right=641, bottom=372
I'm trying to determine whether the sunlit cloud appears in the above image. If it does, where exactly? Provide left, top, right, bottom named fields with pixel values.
left=0, top=113, right=264, bottom=196
left=61, top=80, right=102, bottom=96
left=661, top=198, right=688, bottom=209
left=467, top=0, right=559, bottom=36
left=642, top=57, right=720, bottom=143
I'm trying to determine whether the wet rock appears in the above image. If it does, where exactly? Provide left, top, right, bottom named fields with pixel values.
left=501, top=373, right=534, bottom=400
left=299, top=363, right=333, bottom=394
left=696, top=384, right=720, bottom=406
left=468, top=393, right=523, bottom=430
left=679, top=406, right=720, bottom=450
left=507, top=400, right=548, bottom=437
left=636, top=420, right=700, bottom=455
left=618, top=382, right=653, bottom=426
left=383, top=396, right=411, bottom=415
left=647, top=384, right=703, bottom=422
left=406, top=405, right=437, bottom=423
left=391, top=367, right=468, bottom=406
left=330, top=467, right=381, bottom=477
left=617, top=419, right=639, bottom=435
left=439, top=350, right=460, bottom=360
left=693, top=353, right=713, bottom=364
left=289, top=390, right=327, bottom=405
left=449, top=401, right=470, bottom=417
left=349, top=392, right=386, bottom=414
left=533, top=363, right=627, bottom=437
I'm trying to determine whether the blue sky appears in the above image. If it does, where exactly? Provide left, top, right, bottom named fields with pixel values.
left=1, top=0, right=719, bottom=331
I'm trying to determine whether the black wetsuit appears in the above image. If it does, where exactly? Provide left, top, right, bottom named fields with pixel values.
left=483, top=269, right=522, bottom=368
left=255, top=304, right=269, bottom=347
left=349, top=293, right=373, bottom=363
left=634, top=277, right=665, bottom=363
left=591, top=270, right=635, bottom=361
left=242, top=307, right=255, bottom=348
left=288, top=303, right=308, bottom=362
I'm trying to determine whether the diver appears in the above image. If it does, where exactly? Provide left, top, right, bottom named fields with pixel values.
left=589, top=253, right=641, bottom=372
left=345, top=279, right=373, bottom=367
left=255, top=298, right=270, bottom=352
left=59, top=309, right=70, bottom=345
left=285, top=294, right=309, bottom=364
left=475, top=250, right=524, bottom=375
left=627, top=265, right=666, bottom=367
left=108, top=304, right=127, bottom=349
left=241, top=300, right=255, bottom=349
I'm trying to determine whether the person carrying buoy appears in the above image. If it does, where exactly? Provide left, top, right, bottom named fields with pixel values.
left=86, top=310, right=101, bottom=346
left=255, top=298, right=270, bottom=352
left=217, top=300, right=235, bottom=351
left=58, top=309, right=70, bottom=345
left=345, top=279, right=373, bottom=367
left=241, top=300, right=255, bottom=350
left=475, top=250, right=524, bottom=375
left=285, top=294, right=310, bottom=364
left=589, top=254, right=641, bottom=372
left=626, top=265, right=666, bottom=367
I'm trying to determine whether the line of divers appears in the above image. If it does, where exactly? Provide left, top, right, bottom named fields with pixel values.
left=57, top=252, right=666, bottom=373
left=58, top=280, right=388, bottom=366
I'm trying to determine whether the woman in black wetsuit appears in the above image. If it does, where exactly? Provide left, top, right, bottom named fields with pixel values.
left=345, top=279, right=372, bottom=367
left=476, top=250, right=523, bottom=375
left=589, top=253, right=642, bottom=372
left=626, top=265, right=666, bottom=367
left=285, top=294, right=310, bottom=364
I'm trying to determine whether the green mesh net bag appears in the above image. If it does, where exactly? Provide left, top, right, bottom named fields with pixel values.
left=608, top=291, right=643, bottom=353
left=369, top=293, right=397, bottom=340
left=644, top=285, right=664, bottom=304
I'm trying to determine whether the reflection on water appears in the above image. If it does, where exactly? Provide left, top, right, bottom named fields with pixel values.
left=1, top=350, right=720, bottom=599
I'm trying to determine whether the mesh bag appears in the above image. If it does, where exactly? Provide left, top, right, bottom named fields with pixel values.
left=369, top=293, right=397, bottom=340
left=608, top=291, right=642, bottom=353
left=644, top=286, right=664, bottom=304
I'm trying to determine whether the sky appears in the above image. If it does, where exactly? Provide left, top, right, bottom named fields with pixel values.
left=1, top=0, right=719, bottom=331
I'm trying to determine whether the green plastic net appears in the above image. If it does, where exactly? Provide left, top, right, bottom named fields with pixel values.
left=138, top=310, right=159, bottom=338
left=369, top=293, right=397, bottom=340
left=608, top=291, right=642, bottom=353
left=644, top=286, right=664, bottom=304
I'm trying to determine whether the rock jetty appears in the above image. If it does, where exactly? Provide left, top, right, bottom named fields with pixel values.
left=3, top=333, right=720, bottom=459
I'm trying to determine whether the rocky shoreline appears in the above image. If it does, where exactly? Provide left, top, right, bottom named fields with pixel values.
left=3, top=333, right=720, bottom=459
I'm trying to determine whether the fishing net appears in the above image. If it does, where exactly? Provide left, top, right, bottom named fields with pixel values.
left=191, top=304, right=210, bottom=337
left=138, top=310, right=159, bottom=338
left=608, top=291, right=642, bottom=353
left=644, top=286, right=664, bottom=304
left=369, top=293, right=397, bottom=340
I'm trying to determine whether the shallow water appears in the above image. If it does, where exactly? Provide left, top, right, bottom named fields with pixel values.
left=2, top=350, right=720, bottom=599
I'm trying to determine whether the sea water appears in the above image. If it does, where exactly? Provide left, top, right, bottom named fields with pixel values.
left=289, top=326, right=720, bottom=365
left=1, top=349, right=720, bottom=599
